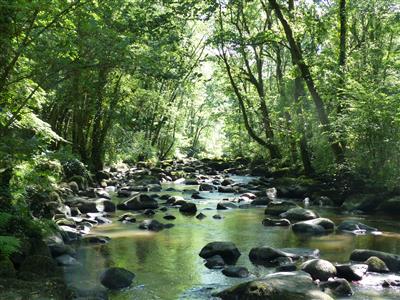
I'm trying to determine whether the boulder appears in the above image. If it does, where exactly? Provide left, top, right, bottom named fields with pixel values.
left=218, top=186, right=237, bottom=193
left=95, top=199, right=116, bottom=212
left=55, top=254, right=80, bottom=266
left=199, top=242, right=241, bottom=264
left=262, top=218, right=291, bottom=226
left=292, top=218, right=335, bottom=235
left=335, top=264, right=367, bottom=281
left=350, top=249, right=400, bottom=271
left=163, top=214, right=176, bottom=220
left=265, top=201, right=300, bottom=216
left=100, top=267, right=135, bottom=290
left=320, top=278, right=353, bottom=297
left=301, top=259, right=337, bottom=281
left=199, top=183, right=214, bottom=191
left=251, top=197, right=271, bottom=206
left=222, top=266, right=249, bottom=278
left=365, top=256, right=390, bottom=273
left=118, top=213, right=136, bottom=223
left=205, top=255, right=225, bottom=269
left=217, top=201, right=237, bottom=210
left=249, top=247, right=319, bottom=266
left=179, top=202, right=197, bottom=214
left=196, top=212, right=207, bottom=220
left=221, top=178, right=235, bottom=186
left=215, top=272, right=334, bottom=300
left=213, top=214, right=223, bottom=219
left=138, top=219, right=165, bottom=231
left=337, top=220, right=378, bottom=234
left=280, top=207, right=319, bottom=222
left=117, top=194, right=158, bottom=211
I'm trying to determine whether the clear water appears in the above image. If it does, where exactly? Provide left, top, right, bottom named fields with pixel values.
left=64, top=176, right=400, bottom=299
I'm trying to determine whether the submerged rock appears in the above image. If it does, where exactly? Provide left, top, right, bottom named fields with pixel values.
left=262, top=218, right=291, bottom=226
left=205, top=255, right=225, bottom=269
left=337, top=220, right=378, bottom=234
left=179, top=202, right=197, bottom=214
left=335, top=264, right=367, bottom=281
left=320, top=278, right=353, bottom=297
left=265, top=201, right=300, bottom=216
left=199, top=242, right=241, bottom=264
left=100, top=267, right=135, bottom=290
left=222, top=266, right=249, bottom=278
left=138, top=219, right=165, bottom=231
left=292, top=218, right=335, bottom=235
left=215, top=272, right=334, bottom=300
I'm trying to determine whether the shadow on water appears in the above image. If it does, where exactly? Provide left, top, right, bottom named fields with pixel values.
left=64, top=176, right=400, bottom=300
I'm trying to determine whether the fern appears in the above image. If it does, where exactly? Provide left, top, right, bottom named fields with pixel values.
left=0, top=236, right=20, bottom=258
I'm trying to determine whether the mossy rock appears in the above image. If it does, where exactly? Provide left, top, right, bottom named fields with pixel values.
left=20, top=255, right=59, bottom=277
left=365, top=256, right=390, bottom=273
left=0, top=257, right=16, bottom=278
left=69, top=175, right=88, bottom=190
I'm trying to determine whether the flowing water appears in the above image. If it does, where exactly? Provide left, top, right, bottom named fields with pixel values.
left=64, top=176, right=400, bottom=299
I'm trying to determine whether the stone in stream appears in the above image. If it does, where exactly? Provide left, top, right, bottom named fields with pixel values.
left=138, top=219, right=165, bottom=231
left=192, top=192, right=205, bottom=199
left=163, top=214, right=176, bottom=220
left=279, top=207, right=319, bottom=221
left=292, top=218, right=335, bottom=235
left=213, top=214, right=223, bottom=219
left=221, top=178, right=235, bottom=186
left=262, top=218, right=291, bottom=226
left=55, top=254, right=80, bottom=266
left=118, top=212, right=136, bottom=223
left=249, top=247, right=319, bottom=266
left=196, top=212, right=206, bottom=220
left=82, top=235, right=111, bottom=244
left=350, top=249, right=400, bottom=272
left=199, top=242, right=241, bottom=264
left=251, top=197, right=271, bottom=206
left=365, top=256, right=390, bottom=273
left=117, top=189, right=132, bottom=198
left=320, top=278, right=353, bottom=297
left=218, top=186, right=237, bottom=193
left=264, top=201, right=300, bottom=216
left=205, top=255, right=225, bottom=269
left=179, top=202, right=197, bottom=214
left=217, top=201, right=237, bottom=210
left=337, top=220, right=378, bottom=234
left=199, top=183, right=214, bottom=191
left=100, top=267, right=135, bottom=290
left=222, top=266, right=249, bottom=278
left=301, top=259, right=337, bottom=281
left=214, top=272, right=334, bottom=300
left=335, top=264, right=368, bottom=281
left=143, top=209, right=156, bottom=216
left=117, top=194, right=158, bottom=211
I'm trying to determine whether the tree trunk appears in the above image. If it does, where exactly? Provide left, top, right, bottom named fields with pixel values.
left=269, top=0, right=345, bottom=164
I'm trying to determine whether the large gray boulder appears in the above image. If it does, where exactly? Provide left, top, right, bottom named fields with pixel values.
left=117, top=194, right=158, bottom=211
left=199, top=242, right=241, bottom=264
left=215, top=272, right=334, bottom=300
left=280, top=207, right=319, bottom=221
left=350, top=249, right=400, bottom=272
left=301, top=259, right=337, bottom=281
left=292, top=218, right=335, bottom=235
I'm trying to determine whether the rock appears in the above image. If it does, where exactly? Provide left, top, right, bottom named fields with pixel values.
left=205, top=255, right=225, bottom=269
left=55, top=254, right=80, bottom=266
left=69, top=181, right=79, bottom=194
left=143, top=209, right=155, bottom=216
left=185, top=179, right=199, bottom=185
left=95, top=189, right=111, bottom=200
left=292, top=218, right=335, bottom=235
left=192, top=192, right=205, bottom=199
left=199, top=183, right=214, bottom=191
left=213, top=214, right=223, bottom=219
left=365, top=256, right=390, bottom=273
left=20, top=255, right=59, bottom=277
left=118, top=213, right=136, bottom=223
left=382, top=278, right=400, bottom=287
left=166, top=195, right=185, bottom=205
left=117, top=194, right=158, bottom=211
left=147, top=184, right=162, bottom=191
left=138, top=219, right=165, bottom=231
left=341, top=193, right=379, bottom=213
left=117, top=189, right=132, bottom=197
left=163, top=214, right=176, bottom=220
left=280, top=207, right=319, bottom=221
left=320, top=278, right=353, bottom=296
left=196, top=212, right=206, bottom=220
left=337, top=220, right=378, bottom=234
left=301, top=259, right=337, bottom=281
left=100, top=267, right=135, bottom=290
left=262, top=218, right=291, bottom=226
left=265, top=201, right=300, bottom=216
left=218, top=186, right=237, bottom=193
left=217, top=201, right=237, bottom=210
left=96, top=199, right=116, bottom=212
left=222, top=266, right=249, bottom=278
left=82, top=235, right=110, bottom=244
left=249, top=247, right=318, bottom=266
left=251, top=197, right=271, bottom=206
left=199, top=242, right=241, bottom=264
left=179, top=202, right=197, bottom=214
left=215, top=272, right=334, bottom=300
left=221, top=178, right=235, bottom=186
left=335, top=264, right=367, bottom=281
left=48, top=243, right=76, bottom=258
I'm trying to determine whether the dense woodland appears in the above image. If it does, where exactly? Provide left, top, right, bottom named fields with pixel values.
left=0, top=0, right=399, bottom=282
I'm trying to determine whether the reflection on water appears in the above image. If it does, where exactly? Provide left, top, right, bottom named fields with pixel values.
left=64, top=176, right=400, bottom=300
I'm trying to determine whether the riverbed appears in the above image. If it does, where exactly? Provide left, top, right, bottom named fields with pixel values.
left=64, top=175, right=400, bottom=300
